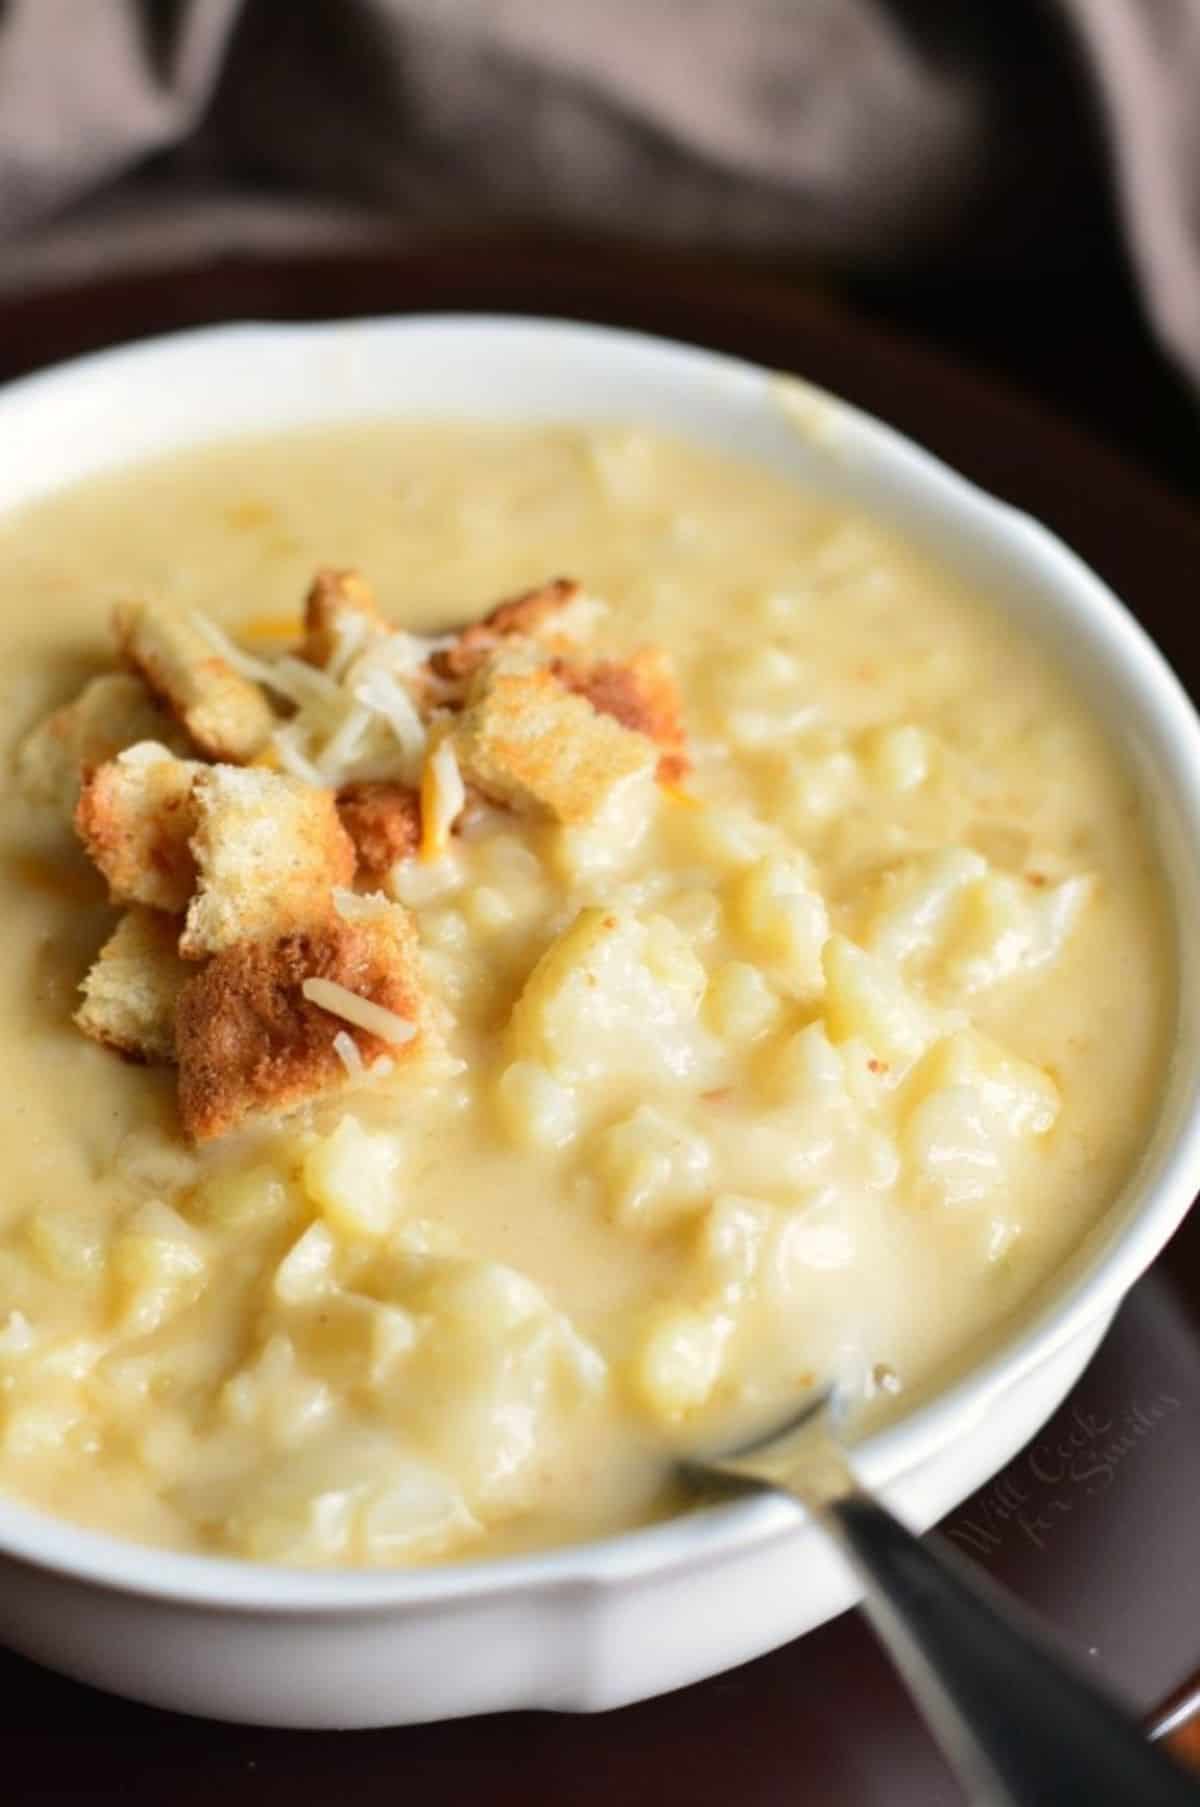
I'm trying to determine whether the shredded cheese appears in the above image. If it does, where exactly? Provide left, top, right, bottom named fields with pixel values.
left=332, top=1030, right=365, bottom=1076
left=301, top=978, right=417, bottom=1046
left=420, top=732, right=466, bottom=861
left=270, top=724, right=325, bottom=784
left=352, top=629, right=441, bottom=683
left=192, top=615, right=337, bottom=712
left=325, top=611, right=373, bottom=682
left=190, top=612, right=279, bottom=688
left=194, top=612, right=451, bottom=788
left=316, top=702, right=372, bottom=776
left=354, top=667, right=427, bottom=751
left=273, top=655, right=340, bottom=705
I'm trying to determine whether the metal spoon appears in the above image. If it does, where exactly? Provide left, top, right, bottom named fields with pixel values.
left=686, top=1388, right=1200, bottom=1804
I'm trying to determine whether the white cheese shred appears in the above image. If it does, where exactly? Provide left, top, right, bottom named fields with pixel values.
left=325, top=612, right=372, bottom=683
left=354, top=667, right=426, bottom=750
left=270, top=725, right=326, bottom=784
left=302, top=977, right=417, bottom=1046
left=420, top=733, right=466, bottom=861
left=189, top=612, right=278, bottom=688
left=273, top=654, right=340, bottom=704
left=191, top=615, right=339, bottom=712
left=316, top=702, right=373, bottom=776
left=332, top=1029, right=365, bottom=1076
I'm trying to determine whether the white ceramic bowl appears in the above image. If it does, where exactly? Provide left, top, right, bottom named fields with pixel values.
left=1, top=316, right=1199, bottom=1729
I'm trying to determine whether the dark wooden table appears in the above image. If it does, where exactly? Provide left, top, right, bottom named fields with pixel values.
left=1, top=242, right=1198, bottom=1804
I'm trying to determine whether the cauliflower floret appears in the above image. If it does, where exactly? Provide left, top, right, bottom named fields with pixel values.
left=629, top=1302, right=732, bottom=1422
left=904, top=1028, right=1060, bottom=1207
left=944, top=871, right=1093, bottom=994
left=399, top=1258, right=608, bottom=1512
left=859, top=848, right=988, bottom=967
left=494, top=1059, right=579, bottom=1150
left=856, top=849, right=1091, bottom=996
left=862, top=722, right=932, bottom=793
left=110, top=1201, right=208, bottom=1336
left=223, top=1428, right=479, bottom=1566
left=595, top=1105, right=713, bottom=1231
left=508, top=906, right=709, bottom=1087
left=704, top=961, right=782, bottom=1044
left=730, top=853, right=829, bottom=997
left=301, top=1118, right=407, bottom=1239
left=821, top=934, right=946, bottom=1073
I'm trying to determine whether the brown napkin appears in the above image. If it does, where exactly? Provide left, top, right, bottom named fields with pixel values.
left=0, top=0, right=1197, bottom=390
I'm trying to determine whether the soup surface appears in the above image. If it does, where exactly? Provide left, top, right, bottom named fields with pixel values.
left=0, top=420, right=1170, bottom=1565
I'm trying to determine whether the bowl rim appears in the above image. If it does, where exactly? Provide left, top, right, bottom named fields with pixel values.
left=1, top=310, right=1199, bottom=1612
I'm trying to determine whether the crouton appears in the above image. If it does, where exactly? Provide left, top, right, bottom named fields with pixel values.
left=552, top=646, right=690, bottom=784
left=454, top=655, right=656, bottom=825
left=176, top=911, right=424, bottom=1140
left=302, top=568, right=389, bottom=670
left=76, top=907, right=190, bottom=1063
left=336, top=781, right=422, bottom=883
left=75, top=743, right=203, bottom=912
left=432, top=578, right=580, bottom=681
left=481, top=577, right=581, bottom=640
left=113, top=600, right=276, bottom=762
left=181, top=765, right=355, bottom=959
left=17, top=672, right=184, bottom=816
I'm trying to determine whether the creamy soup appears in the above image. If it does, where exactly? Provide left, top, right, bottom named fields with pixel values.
left=0, top=421, right=1170, bottom=1565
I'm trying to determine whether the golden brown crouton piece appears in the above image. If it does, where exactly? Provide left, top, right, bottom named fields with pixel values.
left=302, top=568, right=389, bottom=670
left=552, top=646, right=690, bottom=785
left=481, top=577, right=581, bottom=640
left=180, top=765, right=355, bottom=959
left=17, top=673, right=185, bottom=817
left=454, top=655, right=656, bottom=825
left=113, top=600, right=276, bottom=762
left=75, top=744, right=203, bottom=912
left=176, top=911, right=423, bottom=1140
left=432, top=578, right=581, bottom=681
left=336, top=781, right=422, bottom=884
left=76, top=907, right=190, bottom=1064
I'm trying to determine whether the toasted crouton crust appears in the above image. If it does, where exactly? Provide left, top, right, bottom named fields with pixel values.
left=17, top=673, right=184, bottom=817
left=113, top=600, right=276, bottom=762
left=302, top=568, right=388, bottom=669
left=552, top=647, right=690, bottom=784
left=336, top=781, right=422, bottom=883
left=483, top=577, right=580, bottom=639
left=454, top=657, right=656, bottom=824
left=181, top=765, right=355, bottom=959
left=75, top=745, right=202, bottom=912
left=176, top=912, right=423, bottom=1140
left=76, top=907, right=190, bottom=1063
left=433, top=578, right=580, bottom=681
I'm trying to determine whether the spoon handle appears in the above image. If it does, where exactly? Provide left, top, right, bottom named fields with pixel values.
left=826, top=1491, right=1200, bottom=1805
